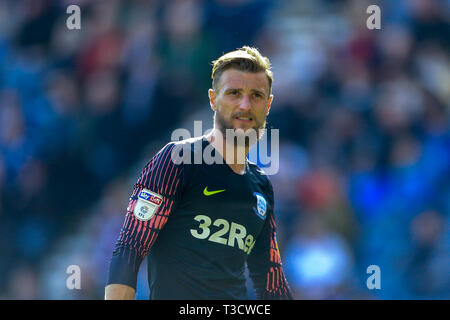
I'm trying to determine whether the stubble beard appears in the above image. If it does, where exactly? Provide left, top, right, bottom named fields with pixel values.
left=214, top=109, right=267, bottom=148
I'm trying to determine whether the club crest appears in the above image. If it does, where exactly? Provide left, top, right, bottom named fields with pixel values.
left=253, top=192, right=267, bottom=219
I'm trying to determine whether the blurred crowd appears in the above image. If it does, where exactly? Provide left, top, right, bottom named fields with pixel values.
left=0, top=0, right=448, bottom=299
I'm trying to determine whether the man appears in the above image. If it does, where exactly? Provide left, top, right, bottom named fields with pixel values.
left=105, top=46, right=292, bottom=300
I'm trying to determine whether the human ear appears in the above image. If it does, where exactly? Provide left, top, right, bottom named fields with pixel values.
left=266, top=94, right=274, bottom=116
left=208, top=89, right=217, bottom=112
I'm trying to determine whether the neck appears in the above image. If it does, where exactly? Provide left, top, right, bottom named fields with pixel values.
left=207, top=128, right=250, bottom=175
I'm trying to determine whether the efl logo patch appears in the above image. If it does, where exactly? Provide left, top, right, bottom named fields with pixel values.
left=138, top=190, right=163, bottom=206
left=133, top=189, right=163, bottom=221
left=253, top=192, right=267, bottom=219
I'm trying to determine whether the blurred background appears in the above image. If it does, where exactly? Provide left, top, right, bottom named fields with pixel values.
left=0, top=0, right=449, bottom=299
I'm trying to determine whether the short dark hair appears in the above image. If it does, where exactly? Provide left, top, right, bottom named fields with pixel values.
left=211, top=46, right=273, bottom=94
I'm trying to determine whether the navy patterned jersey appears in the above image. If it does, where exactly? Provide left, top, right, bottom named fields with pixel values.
left=107, top=136, right=292, bottom=300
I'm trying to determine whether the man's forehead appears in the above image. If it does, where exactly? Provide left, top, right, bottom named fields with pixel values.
left=217, top=69, right=270, bottom=92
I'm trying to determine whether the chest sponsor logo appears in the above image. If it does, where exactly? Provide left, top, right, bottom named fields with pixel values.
left=190, top=215, right=256, bottom=254
left=253, top=192, right=267, bottom=219
left=134, top=188, right=163, bottom=221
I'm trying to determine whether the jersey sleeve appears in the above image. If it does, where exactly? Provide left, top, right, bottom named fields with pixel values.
left=247, top=180, right=293, bottom=300
left=106, top=142, right=183, bottom=290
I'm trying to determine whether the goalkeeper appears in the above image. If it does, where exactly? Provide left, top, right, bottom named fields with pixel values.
left=105, top=46, right=292, bottom=300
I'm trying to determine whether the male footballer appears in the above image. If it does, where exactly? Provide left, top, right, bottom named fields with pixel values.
left=105, top=46, right=292, bottom=300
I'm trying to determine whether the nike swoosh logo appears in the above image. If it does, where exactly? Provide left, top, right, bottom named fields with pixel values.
left=203, top=187, right=226, bottom=196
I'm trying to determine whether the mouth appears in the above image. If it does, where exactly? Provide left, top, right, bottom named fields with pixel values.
left=233, top=116, right=254, bottom=123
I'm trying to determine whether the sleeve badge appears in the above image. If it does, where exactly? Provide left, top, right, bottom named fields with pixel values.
left=133, top=188, right=163, bottom=221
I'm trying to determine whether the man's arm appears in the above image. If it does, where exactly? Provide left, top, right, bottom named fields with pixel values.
left=104, top=284, right=136, bottom=300
left=247, top=181, right=292, bottom=300
left=105, top=143, right=183, bottom=299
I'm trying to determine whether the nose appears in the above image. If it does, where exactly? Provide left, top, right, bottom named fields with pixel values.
left=238, top=94, right=251, bottom=111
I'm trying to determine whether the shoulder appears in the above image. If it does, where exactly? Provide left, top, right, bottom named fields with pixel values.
left=141, top=138, right=201, bottom=173
left=247, top=159, right=269, bottom=176
left=247, top=159, right=271, bottom=181
left=247, top=160, right=274, bottom=194
left=168, top=136, right=206, bottom=156
left=169, top=136, right=205, bottom=147
left=155, top=137, right=204, bottom=160
left=154, top=136, right=206, bottom=164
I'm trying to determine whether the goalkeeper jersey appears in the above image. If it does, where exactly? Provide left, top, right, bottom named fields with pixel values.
left=107, top=136, right=292, bottom=300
